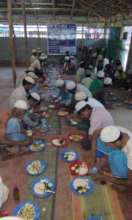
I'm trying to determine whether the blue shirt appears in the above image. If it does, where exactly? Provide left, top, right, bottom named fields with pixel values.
left=6, top=117, right=27, bottom=141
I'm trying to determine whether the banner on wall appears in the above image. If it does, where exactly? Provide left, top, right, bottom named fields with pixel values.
left=47, top=24, right=76, bottom=55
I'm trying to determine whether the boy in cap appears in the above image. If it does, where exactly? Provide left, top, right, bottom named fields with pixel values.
left=91, top=125, right=132, bottom=186
left=9, top=76, right=35, bottom=109
left=5, top=100, right=29, bottom=143
left=23, top=92, right=41, bottom=129
left=75, top=100, right=114, bottom=150
left=30, top=49, right=38, bottom=65
left=55, top=79, right=72, bottom=107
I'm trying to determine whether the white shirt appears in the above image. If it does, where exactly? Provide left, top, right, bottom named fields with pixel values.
left=30, top=55, right=37, bottom=65
left=31, top=59, right=41, bottom=70
left=9, top=85, right=27, bottom=109
left=87, top=98, right=104, bottom=108
left=89, top=107, right=114, bottom=135
left=76, top=83, right=92, bottom=98
left=117, top=126, right=132, bottom=170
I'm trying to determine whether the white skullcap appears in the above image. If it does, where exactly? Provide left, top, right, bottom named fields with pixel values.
left=97, top=70, right=105, bottom=78
left=24, top=76, right=35, bottom=84
left=14, top=100, right=28, bottom=110
left=27, top=72, right=38, bottom=79
left=75, top=100, right=87, bottom=113
left=79, top=61, right=84, bottom=65
left=66, top=81, right=76, bottom=90
left=75, top=92, right=87, bottom=101
left=100, top=126, right=121, bottom=143
left=104, top=77, right=112, bottom=85
left=32, top=49, right=37, bottom=53
left=104, top=58, right=109, bottom=66
left=55, top=79, right=65, bottom=87
left=30, top=92, right=40, bottom=101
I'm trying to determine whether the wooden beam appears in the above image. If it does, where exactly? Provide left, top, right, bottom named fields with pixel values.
left=7, top=0, right=16, bottom=88
left=22, top=0, right=28, bottom=66
left=71, top=0, right=76, bottom=18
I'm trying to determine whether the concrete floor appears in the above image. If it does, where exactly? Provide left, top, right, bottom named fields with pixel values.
left=0, top=66, right=132, bottom=130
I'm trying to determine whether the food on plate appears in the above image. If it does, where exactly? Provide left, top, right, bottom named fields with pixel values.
left=57, top=111, right=69, bottom=116
left=30, top=140, right=45, bottom=151
left=73, top=178, right=90, bottom=194
left=52, top=138, right=66, bottom=146
left=26, top=130, right=33, bottom=137
left=69, top=134, right=83, bottom=142
left=17, top=204, right=35, bottom=220
left=71, top=162, right=88, bottom=175
left=27, top=160, right=43, bottom=175
left=34, top=180, right=54, bottom=195
left=63, top=151, right=76, bottom=161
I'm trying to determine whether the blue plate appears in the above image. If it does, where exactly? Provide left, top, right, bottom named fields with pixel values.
left=70, top=177, right=94, bottom=196
left=12, top=200, right=40, bottom=220
left=32, top=177, right=56, bottom=198
left=25, top=160, right=47, bottom=175
left=28, top=139, right=47, bottom=152
left=59, top=148, right=80, bottom=163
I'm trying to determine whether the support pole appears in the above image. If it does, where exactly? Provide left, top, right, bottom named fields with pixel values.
left=22, top=0, right=28, bottom=66
left=7, top=0, right=16, bottom=87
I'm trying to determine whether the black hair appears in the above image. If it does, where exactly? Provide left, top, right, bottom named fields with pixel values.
left=78, top=104, right=92, bottom=114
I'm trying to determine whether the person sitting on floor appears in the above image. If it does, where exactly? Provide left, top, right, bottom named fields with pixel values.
left=75, top=100, right=114, bottom=150
left=23, top=92, right=41, bottom=129
left=30, top=49, right=38, bottom=65
left=91, top=126, right=132, bottom=186
left=55, top=79, right=72, bottom=107
left=9, top=76, right=35, bottom=109
left=16, top=71, right=38, bottom=87
left=5, top=100, right=28, bottom=142
left=65, top=80, right=92, bottom=112
left=76, top=61, right=85, bottom=82
left=75, top=91, right=104, bottom=108
left=89, top=70, right=105, bottom=103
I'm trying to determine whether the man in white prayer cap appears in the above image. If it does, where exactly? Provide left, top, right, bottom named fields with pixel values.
left=9, top=76, right=35, bottom=109
left=5, top=100, right=29, bottom=142
left=91, top=125, right=132, bottom=186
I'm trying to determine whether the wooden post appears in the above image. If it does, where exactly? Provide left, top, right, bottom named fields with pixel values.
left=22, top=0, right=28, bottom=66
left=7, top=0, right=16, bottom=88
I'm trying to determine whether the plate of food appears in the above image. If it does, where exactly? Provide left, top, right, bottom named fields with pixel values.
left=25, top=160, right=47, bottom=175
left=51, top=137, right=67, bottom=147
left=69, top=134, right=84, bottom=142
left=59, top=148, right=79, bottom=163
left=12, top=201, right=40, bottom=220
left=32, top=177, right=56, bottom=198
left=69, top=160, right=89, bottom=176
left=28, top=140, right=46, bottom=152
left=57, top=110, right=69, bottom=117
left=70, top=177, right=94, bottom=196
